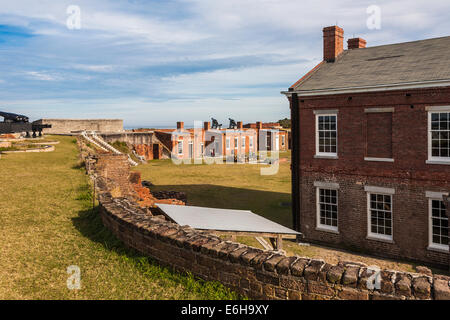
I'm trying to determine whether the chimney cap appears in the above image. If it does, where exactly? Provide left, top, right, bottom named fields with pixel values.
left=348, top=37, right=367, bottom=49
left=323, top=25, right=344, bottom=32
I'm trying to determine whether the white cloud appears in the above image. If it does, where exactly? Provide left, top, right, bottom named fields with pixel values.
left=25, top=71, right=59, bottom=81
left=72, top=64, right=115, bottom=72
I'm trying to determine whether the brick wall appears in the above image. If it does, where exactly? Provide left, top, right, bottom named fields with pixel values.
left=85, top=147, right=450, bottom=300
left=294, top=87, right=450, bottom=267
left=299, top=172, right=449, bottom=267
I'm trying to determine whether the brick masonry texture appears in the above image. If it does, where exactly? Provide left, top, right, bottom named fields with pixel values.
left=293, top=87, right=450, bottom=268
left=78, top=140, right=450, bottom=300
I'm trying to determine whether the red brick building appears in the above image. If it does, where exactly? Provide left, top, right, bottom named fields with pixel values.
left=155, top=121, right=258, bottom=161
left=244, top=121, right=290, bottom=151
left=283, top=26, right=449, bottom=268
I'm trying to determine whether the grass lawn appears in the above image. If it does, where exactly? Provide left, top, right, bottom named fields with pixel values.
left=136, top=154, right=449, bottom=276
left=0, top=136, right=239, bottom=299
left=136, top=153, right=293, bottom=227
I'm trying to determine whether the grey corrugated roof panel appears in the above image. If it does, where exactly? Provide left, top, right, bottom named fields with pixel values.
left=156, top=203, right=299, bottom=235
left=293, top=36, right=450, bottom=91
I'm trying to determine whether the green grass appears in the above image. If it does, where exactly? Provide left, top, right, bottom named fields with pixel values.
left=135, top=152, right=293, bottom=227
left=110, top=141, right=129, bottom=154
left=0, top=135, right=240, bottom=299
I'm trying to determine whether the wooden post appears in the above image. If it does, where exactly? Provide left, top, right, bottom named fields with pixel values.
left=276, top=234, right=283, bottom=251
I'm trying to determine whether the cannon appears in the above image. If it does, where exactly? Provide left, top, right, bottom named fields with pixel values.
left=228, top=118, right=237, bottom=129
left=0, top=111, right=29, bottom=123
left=0, top=110, right=51, bottom=137
left=211, top=117, right=222, bottom=129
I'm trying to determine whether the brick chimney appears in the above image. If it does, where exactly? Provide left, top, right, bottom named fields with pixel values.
left=348, top=37, right=367, bottom=49
left=323, top=26, right=344, bottom=62
left=177, top=121, right=184, bottom=130
left=237, top=121, right=243, bottom=130
left=204, top=121, right=211, bottom=131
left=256, top=121, right=262, bottom=130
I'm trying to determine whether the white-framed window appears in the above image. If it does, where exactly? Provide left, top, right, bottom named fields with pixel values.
left=234, top=137, right=238, bottom=149
left=242, top=136, right=245, bottom=148
left=428, top=197, right=449, bottom=251
left=249, top=136, right=253, bottom=148
left=316, top=188, right=338, bottom=232
left=367, top=193, right=393, bottom=241
left=315, top=113, right=337, bottom=157
left=177, top=140, right=183, bottom=155
left=282, top=135, right=285, bottom=146
left=428, top=106, right=450, bottom=163
left=226, top=137, right=230, bottom=150
left=188, top=141, right=193, bottom=158
left=200, top=143, right=204, bottom=155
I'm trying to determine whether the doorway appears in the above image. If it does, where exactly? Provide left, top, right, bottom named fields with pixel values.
left=153, top=144, right=160, bottom=159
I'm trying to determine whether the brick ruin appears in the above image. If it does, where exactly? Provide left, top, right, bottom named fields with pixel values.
left=78, top=140, right=450, bottom=300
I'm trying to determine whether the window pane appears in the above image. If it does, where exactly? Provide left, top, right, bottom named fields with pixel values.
left=369, top=193, right=393, bottom=237
left=430, top=112, right=450, bottom=159
left=317, top=115, right=337, bottom=154
left=430, top=200, right=449, bottom=246
left=318, top=188, right=338, bottom=229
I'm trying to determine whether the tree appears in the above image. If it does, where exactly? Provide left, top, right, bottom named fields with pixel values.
left=278, top=118, right=291, bottom=129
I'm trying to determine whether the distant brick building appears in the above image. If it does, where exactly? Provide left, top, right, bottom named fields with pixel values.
left=244, top=121, right=290, bottom=151
left=154, top=121, right=258, bottom=161
left=283, top=26, right=449, bottom=267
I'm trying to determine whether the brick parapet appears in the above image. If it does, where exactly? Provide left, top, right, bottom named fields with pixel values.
left=98, top=193, right=450, bottom=300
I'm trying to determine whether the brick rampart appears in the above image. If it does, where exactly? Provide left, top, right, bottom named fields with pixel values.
left=98, top=192, right=450, bottom=300
left=85, top=149, right=450, bottom=300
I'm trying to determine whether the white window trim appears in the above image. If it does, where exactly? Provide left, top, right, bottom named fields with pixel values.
left=242, top=136, right=246, bottom=148
left=226, top=137, right=230, bottom=150
left=426, top=191, right=449, bottom=252
left=316, top=186, right=339, bottom=233
left=366, top=192, right=394, bottom=242
left=427, top=106, right=450, bottom=164
left=364, top=157, right=394, bottom=162
left=315, top=112, right=338, bottom=158
left=177, top=140, right=183, bottom=155
left=188, top=141, right=193, bottom=157
left=249, top=136, right=253, bottom=148
left=364, top=185, right=395, bottom=194
left=364, top=107, right=395, bottom=113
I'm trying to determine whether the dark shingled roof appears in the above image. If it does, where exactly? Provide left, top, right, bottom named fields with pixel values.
left=293, top=36, right=450, bottom=91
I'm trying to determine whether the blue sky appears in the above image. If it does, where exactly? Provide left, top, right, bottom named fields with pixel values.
left=0, top=0, right=449, bottom=128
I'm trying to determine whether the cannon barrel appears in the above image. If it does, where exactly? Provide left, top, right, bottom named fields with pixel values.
left=0, top=111, right=29, bottom=123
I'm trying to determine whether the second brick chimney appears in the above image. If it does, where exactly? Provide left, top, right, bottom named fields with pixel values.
left=323, top=26, right=344, bottom=62
left=177, top=121, right=184, bottom=130
left=204, top=121, right=211, bottom=131
left=348, top=37, right=367, bottom=49
left=237, top=121, right=243, bottom=130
